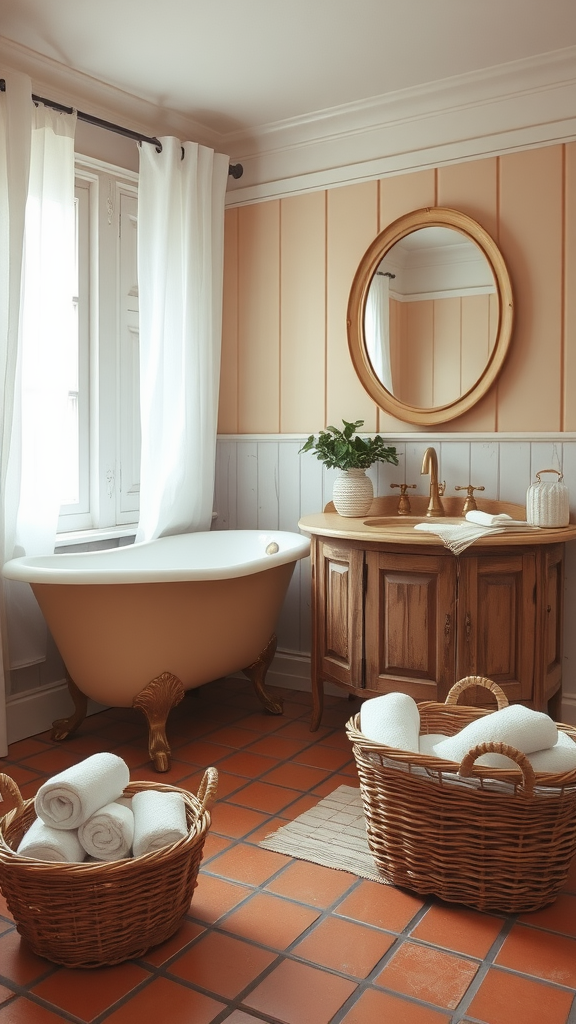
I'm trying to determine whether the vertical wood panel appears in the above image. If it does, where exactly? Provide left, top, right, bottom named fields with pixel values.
left=236, top=441, right=258, bottom=528
left=498, top=147, right=563, bottom=431
left=280, top=192, right=326, bottom=432
left=499, top=442, right=531, bottom=505
left=257, top=441, right=279, bottom=529
left=219, top=208, right=239, bottom=433
left=326, top=181, right=379, bottom=430
left=433, top=298, right=461, bottom=407
left=238, top=202, right=280, bottom=432
left=470, top=441, right=499, bottom=499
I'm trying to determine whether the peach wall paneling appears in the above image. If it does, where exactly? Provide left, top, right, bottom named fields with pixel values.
left=565, top=143, right=576, bottom=432
left=280, top=192, right=326, bottom=432
left=238, top=201, right=281, bottom=433
left=219, top=208, right=239, bottom=433
left=326, top=181, right=380, bottom=431
left=497, top=146, right=563, bottom=432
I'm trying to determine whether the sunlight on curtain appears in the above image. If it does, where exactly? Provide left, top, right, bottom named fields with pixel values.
left=136, top=137, right=229, bottom=542
left=3, top=100, right=76, bottom=678
left=365, top=273, right=393, bottom=393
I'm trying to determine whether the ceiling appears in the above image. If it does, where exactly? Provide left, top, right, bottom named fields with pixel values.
left=3, top=0, right=576, bottom=138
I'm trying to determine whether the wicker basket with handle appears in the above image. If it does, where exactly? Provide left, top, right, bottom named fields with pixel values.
left=346, top=677, right=576, bottom=913
left=0, top=768, right=218, bottom=968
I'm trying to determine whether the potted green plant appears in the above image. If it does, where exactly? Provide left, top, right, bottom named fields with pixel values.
left=299, top=419, right=398, bottom=516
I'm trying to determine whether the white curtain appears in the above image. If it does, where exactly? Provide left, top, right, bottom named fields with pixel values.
left=136, top=137, right=229, bottom=542
left=0, top=75, right=76, bottom=754
left=365, top=273, right=393, bottom=393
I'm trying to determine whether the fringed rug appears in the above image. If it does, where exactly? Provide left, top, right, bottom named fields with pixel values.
left=259, top=785, right=385, bottom=883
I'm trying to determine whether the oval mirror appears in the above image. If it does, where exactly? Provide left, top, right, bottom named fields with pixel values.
left=347, top=207, right=514, bottom=425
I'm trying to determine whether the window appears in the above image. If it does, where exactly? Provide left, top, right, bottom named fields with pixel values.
left=57, top=158, right=140, bottom=536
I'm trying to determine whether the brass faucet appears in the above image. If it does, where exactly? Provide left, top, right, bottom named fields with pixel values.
left=421, top=447, right=446, bottom=517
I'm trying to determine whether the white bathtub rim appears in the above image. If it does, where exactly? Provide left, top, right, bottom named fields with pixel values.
left=2, top=530, right=311, bottom=585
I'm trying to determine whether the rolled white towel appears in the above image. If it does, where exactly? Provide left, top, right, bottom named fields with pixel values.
left=419, top=733, right=449, bottom=756
left=132, top=790, right=188, bottom=857
left=432, top=705, right=558, bottom=765
left=465, top=511, right=533, bottom=529
left=34, top=752, right=130, bottom=830
left=527, top=731, right=576, bottom=773
left=78, top=801, right=135, bottom=861
left=360, top=692, right=420, bottom=751
left=16, top=816, right=85, bottom=862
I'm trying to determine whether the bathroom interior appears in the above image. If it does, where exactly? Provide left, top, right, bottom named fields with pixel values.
left=2, top=3, right=576, bottom=1023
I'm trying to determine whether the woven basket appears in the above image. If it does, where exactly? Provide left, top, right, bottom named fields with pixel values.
left=346, top=677, right=576, bottom=913
left=0, top=768, right=218, bottom=968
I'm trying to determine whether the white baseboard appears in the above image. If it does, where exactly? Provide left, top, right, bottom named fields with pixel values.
left=230, top=650, right=345, bottom=698
left=6, top=680, right=107, bottom=746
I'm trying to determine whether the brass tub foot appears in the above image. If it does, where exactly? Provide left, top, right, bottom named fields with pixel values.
left=51, top=674, right=89, bottom=741
left=132, top=671, right=185, bottom=772
left=242, top=633, right=283, bottom=714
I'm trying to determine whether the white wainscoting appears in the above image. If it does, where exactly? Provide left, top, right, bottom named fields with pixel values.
left=215, top=432, right=576, bottom=723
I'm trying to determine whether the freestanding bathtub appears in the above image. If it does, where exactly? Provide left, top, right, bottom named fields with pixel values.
left=3, top=530, right=310, bottom=770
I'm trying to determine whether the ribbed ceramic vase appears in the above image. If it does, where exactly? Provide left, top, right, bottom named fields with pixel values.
left=332, top=468, right=374, bottom=517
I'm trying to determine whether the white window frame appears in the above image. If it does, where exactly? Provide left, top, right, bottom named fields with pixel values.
left=57, top=156, right=140, bottom=539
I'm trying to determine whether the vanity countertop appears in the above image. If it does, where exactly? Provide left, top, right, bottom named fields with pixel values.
left=298, top=495, right=576, bottom=547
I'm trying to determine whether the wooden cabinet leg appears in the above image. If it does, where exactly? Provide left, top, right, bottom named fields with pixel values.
left=132, top=671, right=185, bottom=773
left=51, top=674, right=88, bottom=741
left=242, top=633, right=283, bottom=714
left=310, top=672, right=324, bottom=732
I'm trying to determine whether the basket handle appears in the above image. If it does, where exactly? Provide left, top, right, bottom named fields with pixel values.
left=445, top=676, right=509, bottom=710
left=458, top=742, right=535, bottom=796
left=197, top=767, right=218, bottom=813
left=0, top=773, right=25, bottom=820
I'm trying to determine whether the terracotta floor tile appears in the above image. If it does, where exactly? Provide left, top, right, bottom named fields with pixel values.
left=246, top=735, right=312, bottom=759
left=191, top=875, right=253, bottom=924
left=276, top=794, right=321, bottom=820
left=293, top=744, right=353, bottom=770
left=207, top=842, right=288, bottom=886
left=224, top=1012, right=265, bottom=1023
left=495, top=924, right=576, bottom=987
left=0, top=987, right=14, bottom=1008
left=31, top=962, right=150, bottom=1020
left=0, top=931, right=55, bottom=986
left=168, top=931, right=276, bottom=998
left=0, top=764, right=44, bottom=789
left=203, top=770, right=248, bottom=799
left=230, top=780, right=301, bottom=814
left=222, top=891, right=320, bottom=948
left=321, top=728, right=356, bottom=750
left=518, top=892, right=576, bottom=937
left=411, top=903, right=505, bottom=958
left=165, top=739, right=235, bottom=766
left=244, top=815, right=291, bottom=844
left=128, top=760, right=198, bottom=784
left=0, top=892, right=14, bottom=920
left=265, top=859, right=356, bottom=908
left=217, top=750, right=279, bottom=778
left=140, top=920, right=206, bottom=966
left=293, top=915, right=395, bottom=977
left=262, top=762, right=331, bottom=791
left=311, top=773, right=357, bottom=796
left=237, top=713, right=287, bottom=733
left=340, top=988, right=451, bottom=1024
left=103, top=976, right=225, bottom=1024
left=201, top=832, right=235, bottom=862
left=375, top=941, right=479, bottom=1009
left=467, top=967, right=574, bottom=1024
left=335, top=880, right=425, bottom=932
left=209, top=801, right=270, bottom=839
left=7, top=738, right=56, bottom=760
left=275, top=720, right=331, bottom=741
left=0, top=998, right=67, bottom=1022
left=204, top=725, right=261, bottom=748
left=244, top=958, right=357, bottom=1024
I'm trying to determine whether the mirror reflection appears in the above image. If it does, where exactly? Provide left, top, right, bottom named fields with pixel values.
left=364, top=226, right=498, bottom=410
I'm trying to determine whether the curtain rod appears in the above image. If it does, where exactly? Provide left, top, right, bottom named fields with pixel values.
left=0, top=79, right=243, bottom=179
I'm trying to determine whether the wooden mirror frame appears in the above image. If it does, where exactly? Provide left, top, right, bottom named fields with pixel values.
left=347, top=207, right=514, bottom=425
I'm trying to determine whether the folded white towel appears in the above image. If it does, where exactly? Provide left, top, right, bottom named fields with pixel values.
left=419, top=733, right=449, bottom=755
left=360, top=692, right=420, bottom=751
left=132, top=790, right=188, bottom=857
left=17, top=816, right=85, bottom=862
left=34, top=752, right=130, bottom=830
left=433, top=705, right=558, bottom=765
left=78, top=801, right=135, bottom=861
left=414, top=521, right=505, bottom=555
left=465, top=511, right=535, bottom=529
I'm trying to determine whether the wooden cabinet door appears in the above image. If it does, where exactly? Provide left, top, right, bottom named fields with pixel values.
left=364, top=549, right=457, bottom=701
left=457, top=551, right=536, bottom=701
left=533, top=544, right=564, bottom=713
left=313, top=539, right=364, bottom=691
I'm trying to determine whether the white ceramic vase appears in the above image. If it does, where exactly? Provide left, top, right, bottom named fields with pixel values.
left=332, top=468, right=374, bottom=517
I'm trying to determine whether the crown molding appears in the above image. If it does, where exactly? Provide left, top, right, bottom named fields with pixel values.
left=2, top=36, right=575, bottom=203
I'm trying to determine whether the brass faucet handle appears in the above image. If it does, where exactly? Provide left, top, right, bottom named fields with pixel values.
left=455, top=484, right=485, bottom=514
left=438, top=482, right=446, bottom=497
left=391, top=482, right=416, bottom=516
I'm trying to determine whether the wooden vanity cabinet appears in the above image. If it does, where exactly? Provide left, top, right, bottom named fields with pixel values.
left=310, top=535, right=565, bottom=729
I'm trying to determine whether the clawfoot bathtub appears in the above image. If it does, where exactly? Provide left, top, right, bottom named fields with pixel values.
left=3, top=530, right=310, bottom=771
